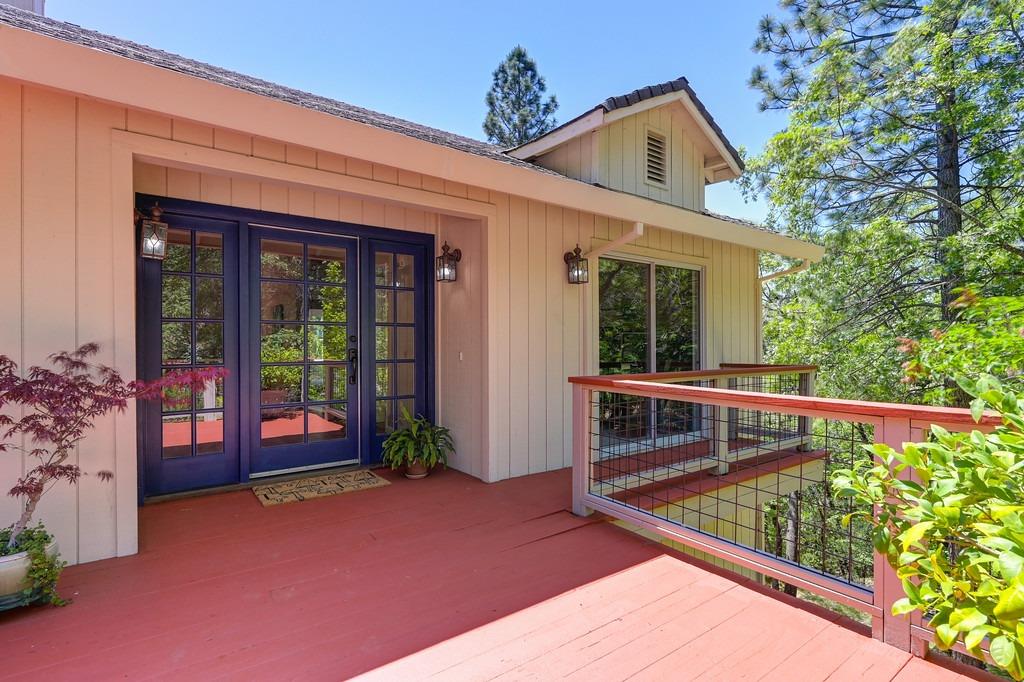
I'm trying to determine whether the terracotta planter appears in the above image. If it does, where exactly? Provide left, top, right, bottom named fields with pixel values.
left=0, top=540, right=59, bottom=611
left=405, top=460, right=429, bottom=479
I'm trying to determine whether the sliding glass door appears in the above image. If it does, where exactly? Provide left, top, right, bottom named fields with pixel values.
left=598, top=257, right=701, bottom=452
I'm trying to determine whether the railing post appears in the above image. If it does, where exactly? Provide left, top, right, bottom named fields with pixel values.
left=714, top=377, right=730, bottom=475
left=873, top=415, right=914, bottom=652
left=572, top=383, right=593, bottom=517
left=797, top=369, right=816, bottom=451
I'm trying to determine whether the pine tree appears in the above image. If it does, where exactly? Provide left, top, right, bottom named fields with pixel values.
left=746, top=1, right=1024, bottom=407
left=483, top=46, right=558, bottom=147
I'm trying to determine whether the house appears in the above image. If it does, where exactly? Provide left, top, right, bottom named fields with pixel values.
left=0, top=3, right=822, bottom=567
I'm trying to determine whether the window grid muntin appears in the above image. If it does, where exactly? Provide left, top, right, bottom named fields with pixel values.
left=159, top=229, right=226, bottom=459
left=258, top=238, right=349, bottom=447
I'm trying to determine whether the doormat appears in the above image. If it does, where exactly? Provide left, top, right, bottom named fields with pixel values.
left=253, top=469, right=390, bottom=506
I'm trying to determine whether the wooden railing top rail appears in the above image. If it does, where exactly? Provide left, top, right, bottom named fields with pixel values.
left=585, top=364, right=819, bottom=384
left=567, top=374, right=1001, bottom=427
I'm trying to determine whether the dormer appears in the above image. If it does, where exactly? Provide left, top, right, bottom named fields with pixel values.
left=508, top=77, right=743, bottom=212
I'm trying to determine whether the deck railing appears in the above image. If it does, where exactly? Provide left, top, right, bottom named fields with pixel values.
left=569, top=364, right=1001, bottom=660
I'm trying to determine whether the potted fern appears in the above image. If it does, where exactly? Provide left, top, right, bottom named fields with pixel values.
left=380, top=407, right=454, bottom=479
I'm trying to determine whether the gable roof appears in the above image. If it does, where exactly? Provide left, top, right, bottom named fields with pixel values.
left=600, top=77, right=743, bottom=171
left=0, top=4, right=556, bottom=177
left=508, top=77, right=744, bottom=180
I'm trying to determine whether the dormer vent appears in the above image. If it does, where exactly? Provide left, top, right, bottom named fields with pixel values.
left=645, top=129, right=667, bottom=186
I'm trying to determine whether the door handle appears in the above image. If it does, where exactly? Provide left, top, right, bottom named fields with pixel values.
left=348, top=348, right=358, bottom=384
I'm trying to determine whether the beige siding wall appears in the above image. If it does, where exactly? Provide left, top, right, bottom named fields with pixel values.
left=597, top=106, right=706, bottom=211
left=532, top=133, right=597, bottom=185
left=0, top=81, right=760, bottom=564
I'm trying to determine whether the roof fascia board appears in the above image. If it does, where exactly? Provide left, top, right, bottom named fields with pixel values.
left=507, top=108, right=604, bottom=160
left=601, top=91, right=687, bottom=124
left=676, top=90, right=742, bottom=179
left=0, top=25, right=822, bottom=260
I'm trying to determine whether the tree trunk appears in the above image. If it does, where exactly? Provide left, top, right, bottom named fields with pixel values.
left=7, top=485, right=45, bottom=550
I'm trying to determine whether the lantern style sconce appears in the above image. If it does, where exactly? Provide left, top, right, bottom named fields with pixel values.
left=138, top=204, right=169, bottom=260
left=435, top=241, right=462, bottom=282
left=563, top=244, right=589, bottom=284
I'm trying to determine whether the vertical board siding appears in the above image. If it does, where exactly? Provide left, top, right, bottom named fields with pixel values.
left=75, top=99, right=125, bottom=562
left=21, top=88, right=80, bottom=563
left=0, top=81, right=23, bottom=527
left=3, top=83, right=761, bottom=565
left=533, top=104, right=708, bottom=211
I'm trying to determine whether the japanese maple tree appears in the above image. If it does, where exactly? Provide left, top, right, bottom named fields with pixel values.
left=0, top=343, right=223, bottom=550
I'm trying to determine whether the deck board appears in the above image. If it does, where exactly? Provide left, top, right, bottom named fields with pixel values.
left=0, top=468, right=986, bottom=681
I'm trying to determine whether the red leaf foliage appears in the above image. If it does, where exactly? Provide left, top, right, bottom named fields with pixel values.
left=1, top=344, right=228, bottom=530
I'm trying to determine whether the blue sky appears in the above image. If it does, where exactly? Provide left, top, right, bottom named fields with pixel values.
left=48, top=0, right=787, bottom=221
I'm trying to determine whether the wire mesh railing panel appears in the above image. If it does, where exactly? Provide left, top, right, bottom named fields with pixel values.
left=587, top=388, right=876, bottom=592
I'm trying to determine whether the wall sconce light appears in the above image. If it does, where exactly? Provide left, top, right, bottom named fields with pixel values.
left=138, top=204, right=168, bottom=260
left=563, top=244, right=589, bottom=284
left=435, top=241, right=461, bottom=282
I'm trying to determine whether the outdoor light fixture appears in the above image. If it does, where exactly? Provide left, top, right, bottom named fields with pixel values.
left=138, top=204, right=169, bottom=260
left=563, top=244, right=589, bottom=284
left=435, top=241, right=462, bottom=282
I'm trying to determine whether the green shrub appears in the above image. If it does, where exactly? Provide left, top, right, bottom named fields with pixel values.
left=380, top=407, right=454, bottom=471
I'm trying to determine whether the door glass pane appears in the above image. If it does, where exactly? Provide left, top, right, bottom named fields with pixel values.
left=374, top=252, right=393, bottom=286
left=162, top=415, right=192, bottom=458
left=375, top=399, right=393, bottom=435
left=195, top=232, right=223, bottom=274
left=260, top=239, right=303, bottom=279
left=195, top=412, right=224, bottom=455
left=261, top=324, right=303, bottom=362
left=397, top=398, right=416, bottom=427
left=196, top=323, right=224, bottom=364
left=375, top=326, right=392, bottom=359
left=260, top=366, right=303, bottom=405
left=308, top=286, right=346, bottom=322
left=260, top=407, right=304, bottom=447
left=195, top=277, right=224, bottom=319
left=162, top=322, right=192, bottom=365
left=261, top=282, right=303, bottom=321
left=162, top=275, right=192, bottom=318
left=395, top=254, right=415, bottom=287
left=308, top=364, right=346, bottom=402
left=308, top=404, right=346, bottom=441
left=395, top=291, right=414, bottom=324
left=308, top=245, right=346, bottom=283
left=395, top=327, right=415, bottom=360
left=375, top=290, right=393, bottom=323
left=308, top=325, right=346, bottom=361
left=194, top=376, right=224, bottom=410
left=395, top=362, right=415, bottom=396
left=161, top=374, right=191, bottom=413
left=162, top=229, right=191, bottom=272
left=375, top=363, right=392, bottom=397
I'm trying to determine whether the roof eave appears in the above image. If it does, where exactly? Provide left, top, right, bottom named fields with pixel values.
left=0, top=23, right=820, bottom=260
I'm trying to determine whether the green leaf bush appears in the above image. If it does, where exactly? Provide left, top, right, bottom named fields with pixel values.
left=832, top=292, right=1024, bottom=678
left=380, top=407, right=454, bottom=471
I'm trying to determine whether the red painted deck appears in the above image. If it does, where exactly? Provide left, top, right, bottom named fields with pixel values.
left=0, top=468, right=988, bottom=681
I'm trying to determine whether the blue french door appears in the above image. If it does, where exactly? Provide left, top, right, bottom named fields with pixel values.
left=139, top=196, right=434, bottom=496
left=139, top=215, right=240, bottom=496
left=249, top=228, right=360, bottom=474
left=363, top=241, right=431, bottom=456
